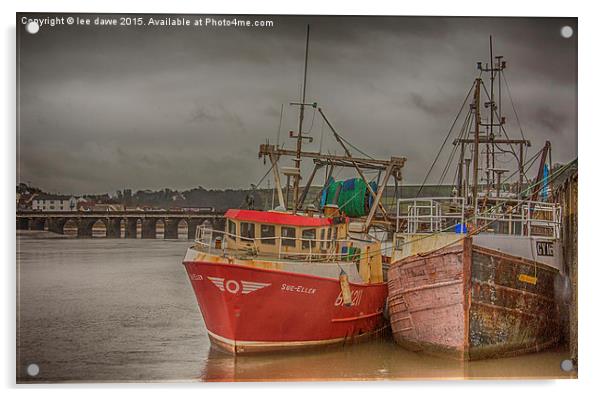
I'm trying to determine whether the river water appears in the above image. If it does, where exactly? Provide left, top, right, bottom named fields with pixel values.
left=16, top=231, right=576, bottom=382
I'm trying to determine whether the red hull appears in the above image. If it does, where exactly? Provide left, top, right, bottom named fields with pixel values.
left=183, top=260, right=388, bottom=353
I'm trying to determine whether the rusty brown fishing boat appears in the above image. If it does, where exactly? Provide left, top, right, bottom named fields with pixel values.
left=387, top=37, right=567, bottom=360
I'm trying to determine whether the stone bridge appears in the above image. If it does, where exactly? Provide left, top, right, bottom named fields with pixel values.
left=16, top=210, right=226, bottom=239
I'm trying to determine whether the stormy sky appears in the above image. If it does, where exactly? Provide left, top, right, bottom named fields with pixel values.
left=17, top=14, right=577, bottom=195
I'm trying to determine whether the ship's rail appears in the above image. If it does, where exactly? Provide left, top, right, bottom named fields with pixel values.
left=194, top=225, right=363, bottom=262
left=396, top=196, right=561, bottom=238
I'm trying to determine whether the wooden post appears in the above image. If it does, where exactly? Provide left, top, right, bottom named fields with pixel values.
left=297, top=162, right=322, bottom=210
left=457, top=142, right=465, bottom=198
left=364, top=164, right=394, bottom=230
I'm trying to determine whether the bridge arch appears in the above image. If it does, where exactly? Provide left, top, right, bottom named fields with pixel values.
left=16, top=211, right=226, bottom=239
left=141, top=218, right=158, bottom=239
left=177, top=219, right=188, bottom=239
left=91, top=219, right=108, bottom=238
left=187, top=218, right=204, bottom=240
left=31, top=217, right=47, bottom=231
left=77, top=218, right=107, bottom=238
left=48, top=217, right=69, bottom=235
left=107, top=218, right=123, bottom=238
left=155, top=219, right=165, bottom=239
left=124, top=218, right=140, bottom=238
left=63, top=219, right=78, bottom=237
left=164, top=218, right=186, bottom=239
left=16, top=217, right=30, bottom=230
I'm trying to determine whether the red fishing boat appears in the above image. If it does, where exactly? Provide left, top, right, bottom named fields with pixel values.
left=183, top=209, right=391, bottom=353
left=183, top=26, right=405, bottom=354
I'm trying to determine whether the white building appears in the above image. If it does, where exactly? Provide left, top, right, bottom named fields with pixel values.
left=31, top=194, right=78, bottom=212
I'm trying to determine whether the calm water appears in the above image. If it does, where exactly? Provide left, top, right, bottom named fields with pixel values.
left=16, top=231, right=576, bottom=382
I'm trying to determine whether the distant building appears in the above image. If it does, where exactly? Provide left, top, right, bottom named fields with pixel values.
left=31, top=194, right=77, bottom=212
left=91, top=203, right=125, bottom=212
left=16, top=192, right=36, bottom=210
left=77, top=199, right=96, bottom=211
left=179, top=206, right=215, bottom=213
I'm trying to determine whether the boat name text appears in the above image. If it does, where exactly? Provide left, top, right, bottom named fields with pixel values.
left=281, top=283, right=316, bottom=294
left=535, top=241, right=555, bottom=257
left=335, top=289, right=363, bottom=306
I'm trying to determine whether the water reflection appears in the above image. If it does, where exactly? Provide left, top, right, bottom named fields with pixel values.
left=199, top=334, right=575, bottom=381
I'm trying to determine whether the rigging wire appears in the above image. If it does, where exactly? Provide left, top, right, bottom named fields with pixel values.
left=318, top=117, right=325, bottom=154
left=237, top=161, right=276, bottom=209
left=307, top=106, right=317, bottom=134
left=437, top=106, right=473, bottom=186
left=415, top=80, right=476, bottom=198
left=315, top=107, right=375, bottom=159
left=337, top=133, right=375, bottom=160
left=346, top=158, right=576, bottom=261
left=501, top=70, right=527, bottom=144
left=479, top=80, right=531, bottom=184
left=276, top=104, right=284, bottom=148
left=496, top=146, right=544, bottom=189
left=447, top=110, right=473, bottom=191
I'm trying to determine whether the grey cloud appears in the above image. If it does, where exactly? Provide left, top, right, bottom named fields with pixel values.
left=17, top=14, right=577, bottom=194
left=535, top=106, right=568, bottom=135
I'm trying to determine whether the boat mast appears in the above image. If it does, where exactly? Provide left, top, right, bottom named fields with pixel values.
left=453, top=37, right=534, bottom=204
left=291, top=25, right=311, bottom=214
left=472, top=78, right=481, bottom=208
left=259, top=24, right=405, bottom=226
left=489, top=35, right=495, bottom=192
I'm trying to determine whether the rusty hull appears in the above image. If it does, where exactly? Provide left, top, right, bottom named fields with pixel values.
left=388, top=237, right=560, bottom=360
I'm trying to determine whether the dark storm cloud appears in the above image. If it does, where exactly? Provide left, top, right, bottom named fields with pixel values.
left=408, top=92, right=457, bottom=116
left=17, top=14, right=577, bottom=194
left=535, top=106, right=569, bottom=136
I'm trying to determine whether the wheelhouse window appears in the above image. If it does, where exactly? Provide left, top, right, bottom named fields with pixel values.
left=302, top=228, right=316, bottom=249
left=319, top=228, right=327, bottom=250
left=240, top=222, right=255, bottom=240
left=228, top=219, right=237, bottom=238
left=261, top=224, right=276, bottom=245
left=281, top=227, right=296, bottom=247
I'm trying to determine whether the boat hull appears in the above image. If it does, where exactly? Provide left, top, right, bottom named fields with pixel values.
left=183, top=259, right=388, bottom=354
left=388, top=237, right=560, bottom=360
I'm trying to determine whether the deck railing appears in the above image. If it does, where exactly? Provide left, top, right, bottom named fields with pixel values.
left=194, top=225, right=362, bottom=262
left=396, top=196, right=561, bottom=238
